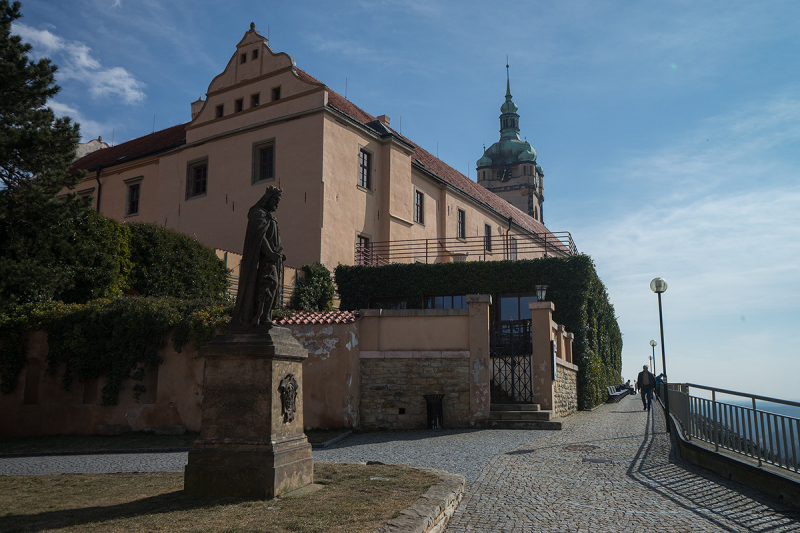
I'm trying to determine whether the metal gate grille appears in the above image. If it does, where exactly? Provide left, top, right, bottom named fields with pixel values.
left=490, top=321, right=534, bottom=403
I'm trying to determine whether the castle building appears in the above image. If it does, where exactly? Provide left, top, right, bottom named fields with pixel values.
left=68, top=25, right=571, bottom=270
left=476, top=66, right=544, bottom=224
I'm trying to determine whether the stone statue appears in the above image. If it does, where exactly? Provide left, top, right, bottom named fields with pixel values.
left=229, top=185, right=285, bottom=330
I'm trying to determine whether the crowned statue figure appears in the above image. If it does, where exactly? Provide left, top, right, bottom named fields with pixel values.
left=229, top=185, right=285, bottom=330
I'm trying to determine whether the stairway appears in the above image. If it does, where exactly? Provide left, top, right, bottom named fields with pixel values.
left=485, top=403, right=563, bottom=430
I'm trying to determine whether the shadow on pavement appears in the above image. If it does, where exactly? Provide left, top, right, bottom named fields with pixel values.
left=626, top=407, right=800, bottom=531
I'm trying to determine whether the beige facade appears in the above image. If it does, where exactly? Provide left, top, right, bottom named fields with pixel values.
left=69, top=24, right=571, bottom=271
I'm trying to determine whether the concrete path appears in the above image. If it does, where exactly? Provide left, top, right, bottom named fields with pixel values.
left=444, top=395, right=800, bottom=532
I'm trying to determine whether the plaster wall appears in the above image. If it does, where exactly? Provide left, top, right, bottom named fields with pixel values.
left=0, top=330, right=204, bottom=438
left=289, top=322, right=361, bottom=429
left=358, top=309, right=469, bottom=352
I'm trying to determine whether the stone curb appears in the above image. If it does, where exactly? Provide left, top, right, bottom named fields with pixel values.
left=375, top=466, right=465, bottom=533
left=0, top=447, right=192, bottom=459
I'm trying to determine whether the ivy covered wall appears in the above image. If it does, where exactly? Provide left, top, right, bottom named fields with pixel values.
left=334, top=255, right=622, bottom=409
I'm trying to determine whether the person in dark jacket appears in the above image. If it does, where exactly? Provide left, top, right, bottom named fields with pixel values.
left=636, top=365, right=657, bottom=411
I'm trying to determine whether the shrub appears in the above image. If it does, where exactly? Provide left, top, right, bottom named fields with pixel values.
left=127, top=223, right=230, bottom=300
left=290, top=263, right=335, bottom=311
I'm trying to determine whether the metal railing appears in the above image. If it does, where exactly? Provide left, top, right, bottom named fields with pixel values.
left=666, top=383, right=800, bottom=474
left=227, top=274, right=296, bottom=309
left=355, top=231, right=577, bottom=266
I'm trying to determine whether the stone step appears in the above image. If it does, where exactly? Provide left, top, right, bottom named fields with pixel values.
left=490, top=403, right=541, bottom=412
left=489, top=410, right=552, bottom=422
left=481, top=418, right=564, bottom=430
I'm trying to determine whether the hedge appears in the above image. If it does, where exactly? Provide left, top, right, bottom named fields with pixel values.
left=334, top=255, right=622, bottom=409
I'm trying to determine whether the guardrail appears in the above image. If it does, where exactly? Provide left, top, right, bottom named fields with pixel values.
left=227, top=274, right=296, bottom=309
left=666, top=383, right=800, bottom=474
left=355, top=231, right=577, bottom=266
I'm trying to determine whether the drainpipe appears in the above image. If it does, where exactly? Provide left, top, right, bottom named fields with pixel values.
left=94, top=167, right=103, bottom=213
left=506, top=216, right=512, bottom=260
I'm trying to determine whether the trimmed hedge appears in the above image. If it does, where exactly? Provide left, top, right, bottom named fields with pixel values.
left=334, top=255, right=622, bottom=409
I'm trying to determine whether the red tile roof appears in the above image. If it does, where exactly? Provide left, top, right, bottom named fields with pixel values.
left=276, top=311, right=359, bottom=325
left=71, top=66, right=563, bottom=248
left=70, top=123, right=188, bottom=173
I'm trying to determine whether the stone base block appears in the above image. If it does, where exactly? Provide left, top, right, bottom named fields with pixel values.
left=184, top=438, right=313, bottom=499
left=96, top=424, right=130, bottom=435
left=153, top=425, right=187, bottom=436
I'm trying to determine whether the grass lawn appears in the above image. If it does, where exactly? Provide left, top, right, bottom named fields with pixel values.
left=0, top=429, right=351, bottom=455
left=0, top=462, right=437, bottom=532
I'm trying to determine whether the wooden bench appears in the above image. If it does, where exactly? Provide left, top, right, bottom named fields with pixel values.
left=606, top=385, right=628, bottom=403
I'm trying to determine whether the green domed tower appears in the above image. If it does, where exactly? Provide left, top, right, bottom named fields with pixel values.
left=476, top=63, right=544, bottom=223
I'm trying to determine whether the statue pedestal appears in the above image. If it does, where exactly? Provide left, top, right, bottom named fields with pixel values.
left=184, top=327, right=313, bottom=499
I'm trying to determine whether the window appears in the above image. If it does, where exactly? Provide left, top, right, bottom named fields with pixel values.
left=414, top=190, right=424, bottom=224
left=424, top=295, right=467, bottom=310
left=457, top=208, right=466, bottom=239
left=252, top=49, right=258, bottom=60
left=235, top=98, right=244, bottom=113
left=125, top=181, right=141, bottom=216
left=216, top=104, right=224, bottom=118
left=186, top=158, right=208, bottom=199
left=251, top=93, right=260, bottom=107
left=240, top=52, right=247, bottom=64
left=509, top=237, right=518, bottom=260
left=356, top=234, right=372, bottom=265
left=272, top=86, right=281, bottom=101
left=358, top=148, right=372, bottom=190
left=484, top=223, right=492, bottom=252
left=252, top=141, right=275, bottom=183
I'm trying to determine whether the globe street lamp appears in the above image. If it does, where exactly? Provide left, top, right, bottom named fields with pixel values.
left=650, top=278, right=670, bottom=433
left=649, top=339, right=658, bottom=376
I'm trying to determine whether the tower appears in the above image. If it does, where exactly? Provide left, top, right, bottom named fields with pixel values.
left=476, top=64, right=544, bottom=223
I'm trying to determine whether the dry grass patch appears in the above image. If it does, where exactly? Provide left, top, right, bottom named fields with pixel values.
left=0, top=462, right=438, bottom=532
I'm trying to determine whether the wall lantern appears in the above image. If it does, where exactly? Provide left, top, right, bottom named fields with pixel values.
left=535, top=284, right=548, bottom=302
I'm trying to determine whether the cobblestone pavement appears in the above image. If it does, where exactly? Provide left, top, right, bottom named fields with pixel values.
left=445, top=396, right=800, bottom=532
left=0, top=452, right=188, bottom=476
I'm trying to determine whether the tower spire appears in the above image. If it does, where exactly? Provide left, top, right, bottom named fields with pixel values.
left=506, top=56, right=511, bottom=97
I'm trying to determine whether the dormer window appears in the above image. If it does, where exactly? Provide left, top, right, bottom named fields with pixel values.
left=240, top=53, right=247, bottom=64
left=252, top=49, right=258, bottom=60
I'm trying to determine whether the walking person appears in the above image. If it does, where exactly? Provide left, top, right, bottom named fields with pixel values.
left=636, top=365, right=657, bottom=411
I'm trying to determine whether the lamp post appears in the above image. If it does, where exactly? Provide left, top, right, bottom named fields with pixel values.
left=650, top=278, right=670, bottom=433
left=649, top=339, right=657, bottom=376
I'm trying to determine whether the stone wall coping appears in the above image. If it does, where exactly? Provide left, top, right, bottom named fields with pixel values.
left=466, top=294, right=492, bottom=304
left=359, top=309, right=469, bottom=318
left=360, top=350, right=470, bottom=359
left=376, top=466, right=465, bottom=533
left=529, top=301, right=555, bottom=311
left=556, top=358, right=579, bottom=372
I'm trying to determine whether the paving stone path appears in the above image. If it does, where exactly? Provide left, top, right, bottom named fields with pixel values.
left=444, top=396, right=800, bottom=532
left=2, top=396, right=799, bottom=532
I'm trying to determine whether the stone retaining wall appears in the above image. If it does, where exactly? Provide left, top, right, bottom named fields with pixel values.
left=554, top=360, right=578, bottom=418
left=360, top=352, right=470, bottom=429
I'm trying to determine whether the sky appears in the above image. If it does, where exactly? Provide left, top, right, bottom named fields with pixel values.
left=13, top=1, right=800, bottom=401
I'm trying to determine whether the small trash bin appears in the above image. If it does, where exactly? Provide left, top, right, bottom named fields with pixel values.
left=423, top=394, right=445, bottom=430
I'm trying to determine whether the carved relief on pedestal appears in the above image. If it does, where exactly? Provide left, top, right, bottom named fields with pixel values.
left=278, top=373, right=298, bottom=423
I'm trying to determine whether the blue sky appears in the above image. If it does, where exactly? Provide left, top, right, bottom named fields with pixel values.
left=14, top=1, right=800, bottom=400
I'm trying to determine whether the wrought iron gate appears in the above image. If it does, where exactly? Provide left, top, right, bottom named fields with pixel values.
left=490, top=320, right=534, bottom=403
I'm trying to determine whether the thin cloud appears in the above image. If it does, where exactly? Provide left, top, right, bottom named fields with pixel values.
left=48, top=101, right=110, bottom=142
left=12, top=23, right=145, bottom=104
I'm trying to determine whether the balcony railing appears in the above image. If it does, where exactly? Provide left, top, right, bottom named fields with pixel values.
left=227, top=274, right=296, bottom=309
left=665, top=383, right=800, bottom=474
left=355, top=231, right=577, bottom=266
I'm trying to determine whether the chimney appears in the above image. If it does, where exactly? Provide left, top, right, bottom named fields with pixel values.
left=377, top=115, right=390, bottom=126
